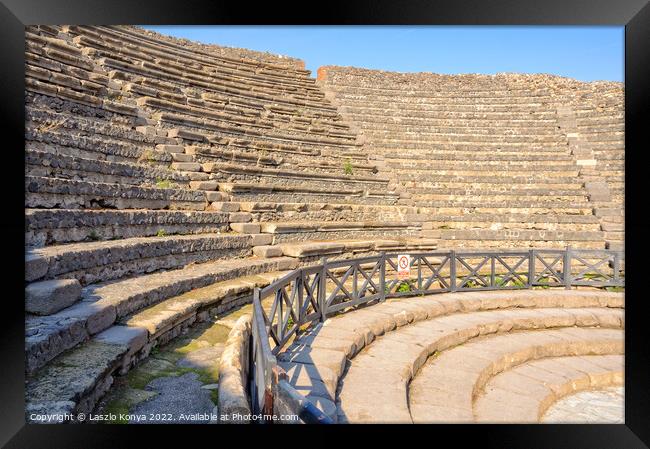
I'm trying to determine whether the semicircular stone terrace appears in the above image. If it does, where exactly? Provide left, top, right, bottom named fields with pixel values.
left=24, top=24, right=623, bottom=422
left=276, top=290, right=624, bottom=423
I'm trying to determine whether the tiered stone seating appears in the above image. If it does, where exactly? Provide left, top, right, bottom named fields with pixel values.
left=318, top=67, right=624, bottom=250
left=23, top=26, right=427, bottom=420
left=277, top=290, right=623, bottom=423
left=55, top=26, right=415, bottom=245
left=473, top=355, right=623, bottom=423
left=23, top=26, right=623, bottom=422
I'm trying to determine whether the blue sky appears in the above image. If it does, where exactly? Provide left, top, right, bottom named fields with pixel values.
left=143, top=26, right=624, bottom=82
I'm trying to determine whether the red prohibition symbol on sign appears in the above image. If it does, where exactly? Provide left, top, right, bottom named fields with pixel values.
left=398, top=256, right=409, bottom=269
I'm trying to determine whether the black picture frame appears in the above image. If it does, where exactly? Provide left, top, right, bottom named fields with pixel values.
left=1, top=0, right=647, bottom=447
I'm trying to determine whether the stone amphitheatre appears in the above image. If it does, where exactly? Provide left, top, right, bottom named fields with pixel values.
left=24, top=25, right=624, bottom=424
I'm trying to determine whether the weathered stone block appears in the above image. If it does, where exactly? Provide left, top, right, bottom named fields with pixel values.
left=26, top=279, right=82, bottom=315
left=250, top=233, right=273, bottom=246
left=156, top=144, right=185, bottom=154
left=189, top=180, right=218, bottom=190
left=26, top=253, right=48, bottom=282
left=209, top=202, right=240, bottom=212
left=171, top=162, right=202, bottom=172
left=229, top=222, right=260, bottom=234
left=229, top=212, right=252, bottom=223
left=205, top=191, right=229, bottom=202
left=171, top=153, right=194, bottom=162
left=252, top=245, right=283, bottom=258
left=135, top=126, right=157, bottom=137
left=279, top=242, right=344, bottom=258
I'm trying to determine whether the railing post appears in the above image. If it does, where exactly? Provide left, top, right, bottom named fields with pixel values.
left=613, top=251, right=621, bottom=284
left=450, top=250, right=457, bottom=292
left=490, top=256, right=496, bottom=288
left=296, top=270, right=303, bottom=326
left=528, top=249, right=535, bottom=288
left=352, top=262, right=358, bottom=301
left=564, top=246, right=572, bottom=290
left=379, top=252, right=386, bottom=301
left=319, top=257, right=327, bottom=322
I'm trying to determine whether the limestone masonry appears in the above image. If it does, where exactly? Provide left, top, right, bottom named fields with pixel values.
left=23, top=25, right=624, bottom=423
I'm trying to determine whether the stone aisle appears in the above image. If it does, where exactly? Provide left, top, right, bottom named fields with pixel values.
left=93, top=304, right=253, bottom=424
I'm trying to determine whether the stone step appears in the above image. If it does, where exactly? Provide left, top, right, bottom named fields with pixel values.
left=388, top=160, right=577, bottom=170
left=120, top=270, right=289, bottom=343
left=473, top=354, right=623, bottom=423
left=433, top=239, right=605, bottom=250
left=369, top=133, right=565, bottom=144
left=423, top=220, right=601, bottom=232
left=411, top=192, right=588, bottom=203
left=415, top=203, right=594, bottom=214
left=439, top=228, right=603, bottom=242
left=25, top=149, right=192, bottom=188
left=412, top=200, right=591, bottom=211
left=25, top=256, right=297, bottom=373
left=260, top=221, right=421, bottom=243
left=235, top=201, right=414, bottom=226
left=25, top=176, right=207, bottom=210
left=394, top=174, right=583, bottom=185
left=218, top=182, right=399, bottom=206
left=277, top=237, right=437, bottom=259
left=393, top=168, right=580, bottom=179
left=419, top=213, right=600, bottom=225
left=340, top=102, right=562, bottom=114
left=26, top=233, right=253, bottom=285
left=385, top=152, right=573, bottom=162
left=341, top=108, right=558, bottom=121
left=359, top=123, right=563, bottom=136
left=351, top=115, right=559, bottom=128
left=409, top=327, right=623, bottom=423
left=398, top=182, right=584, bottom=192
left=202, top=161, right=386, bottom=188
left=25, top=268, right=292, bottom=419
left=25, top=208, right=232, bottom=247
left=330, top=84, right=558, bottom=98
left=370, top=137, right=568, bottom=148
left=26, top=279, right=83, bottom=316
left=25, top=110, right=164, bottom=164
left=278, top=289, right=622, bottom=422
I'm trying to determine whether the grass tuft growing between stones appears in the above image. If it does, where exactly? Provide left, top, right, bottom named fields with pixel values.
left=343, top=159, right=354, bottom=175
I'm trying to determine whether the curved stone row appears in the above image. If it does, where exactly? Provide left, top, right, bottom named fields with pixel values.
left=276, top=290, right=623, bottom=422
left=541, top=385, right=624, bottom=423
left=408, top=330, right=622, bottom=423
left=473, top=354, right=623, bottom=423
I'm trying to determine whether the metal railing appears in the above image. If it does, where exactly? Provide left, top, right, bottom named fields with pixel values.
left=249, top=247, right=624, bottom=423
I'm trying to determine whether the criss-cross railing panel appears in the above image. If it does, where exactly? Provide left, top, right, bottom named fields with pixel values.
left=250, top=248, right=624, bottom=422
left=568, top=249, right=624, bottom=287
left=324, top=256, right=383, bottom=314
left=530, top=250, right=566, bottom=287
left=385, top=252, right=451, bottom=296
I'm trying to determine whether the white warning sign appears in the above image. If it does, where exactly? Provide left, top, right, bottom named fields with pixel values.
left=397, top=254, right=411, bottom=280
